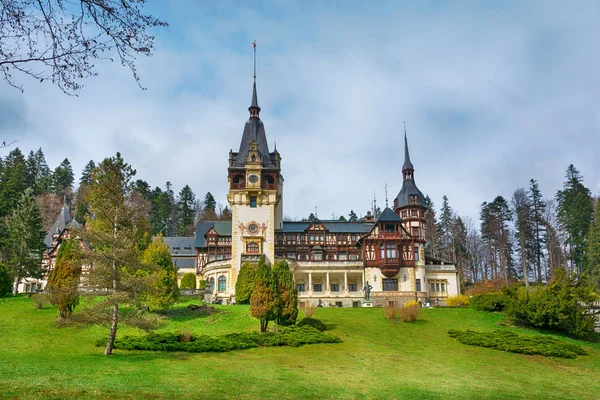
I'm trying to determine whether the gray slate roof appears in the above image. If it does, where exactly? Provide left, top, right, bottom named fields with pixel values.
left=44, top=205, right=80, bottom=247
left=164, top=237, right=196, bottom=255
left=378, top=207, right=403, bottom=222
left=402, top=133, right=414, bottom=171
left=394, top=180, right=427, bottom=208
left=173, top=258, right=196, bottom=269
left=281, top=221, right=374, bottom=233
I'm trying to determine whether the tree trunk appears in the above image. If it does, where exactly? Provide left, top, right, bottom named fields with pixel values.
left=520, top=234, right=528, bottom=290
left=104, top=303, right=119, bottom=356
left=13, top=275, right=20, bottom=296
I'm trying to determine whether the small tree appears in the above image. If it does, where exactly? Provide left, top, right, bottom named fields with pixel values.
left=47, top=239, right=82, bottom=319
left=235, top=262, right=255, bottom=304
left=0, top=263, right=12, bottom=297
left=272, top=260, right=298, bottom=326
left=141, top=234, right=179, bottom=309
left=180, top=273, right=196, bottom=290
left=250, top=256, right=276, bottom=332
left=587, top=199, right=600, bottom=287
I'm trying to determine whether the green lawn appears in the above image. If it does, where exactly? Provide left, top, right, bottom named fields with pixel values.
left=0, top=297, right=598, bottom=400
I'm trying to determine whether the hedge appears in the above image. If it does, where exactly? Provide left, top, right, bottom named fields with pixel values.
left=297, top=317, right=327, bottom=332
left=448, top=329, right=587, bottom=359
left=95, top=326, right=341, bottom=353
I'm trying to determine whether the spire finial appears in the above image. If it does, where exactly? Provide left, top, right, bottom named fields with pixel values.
left=385, top=183, right=388, bottom=208
left=402, top=120, right=414, bottom=175
left=249, top=41, right=260, bottom=119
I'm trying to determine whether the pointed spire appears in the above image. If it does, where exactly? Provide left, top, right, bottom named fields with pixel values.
left=249, top=41, right=261, bottom=119
left=402, top=121, right=414, bottom=174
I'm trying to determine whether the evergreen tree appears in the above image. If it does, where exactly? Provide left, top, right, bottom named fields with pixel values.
left=203, top=192, right=216, bottom=211
left=78, top=152, right=155, bottom=356
left=140, top=234, right=179, bottom=309
left=0, top=262, right=12, bottom=297
left=26, top=148, right=52, bottom=194
left=439, top=195, right=455, bottom=263
left=272, top=260, right=298, bottom=326
left=0, top=148, right=29, bottom=218
left=52, top=158, right=74, bottom=196
left=47, top=239, right=82, bottom=318
left=307, top=213, right=316, bottom=221
left=556, top=165, right=594, bottom=274
left=250, top=256, right=276, bottom=332
left=6, top=188, right=46, bottom=295
left=480, top=196, right=513, bottom=284
left=338, top=215, right=347, bottom=222
left=133, top=179, right=151, bottom=199
left=149, top=185, right=175, bottom=235
left=348, top=210, right=358, bottom=222
left=179, top=273, right=196, bottom=289
left=586, top=198, right=600, bottom=287
left=177, top=185, right=196, bottom=236
left=512, top=188, right=534, bottom=288
left=235, top=262, right=256, bottom=304
left=453, top=216, right=469, bottom=284
left=80, top=160, right=96, bottom=185
left=219, top=206, right=232, bottom=221
left=424, top=195, right=442, bottom=259
left=528, top=179, right=547, bottom=282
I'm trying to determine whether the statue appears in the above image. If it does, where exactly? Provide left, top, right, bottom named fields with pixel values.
left=364, top=282, right=373, bottom=301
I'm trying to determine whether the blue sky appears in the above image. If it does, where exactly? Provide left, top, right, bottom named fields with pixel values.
left=1, top=0, right=598, bottom=223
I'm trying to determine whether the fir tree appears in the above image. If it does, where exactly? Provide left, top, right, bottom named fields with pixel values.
left=439, top=195, right=455, bottom=263
left=307, top=213, right=316, bottom=221
left=52, top=158, right=74, bottom=196
left=80, top=160, right=96, bottom=185
left=512, top=188, right=533, bottom=288
left=586, top=198, right=600, bottom=287
left=0, top=148, right=29, bottom=219
left=235, top=262, right=256, bottom=304
left=0, top=262, right=12, bottom=297
left=272, top=260, right=298, bottom=326
left=250, top=256, right=276, bottom=332
left=528, top=179, right=547, bottom=282
left=140, top=234, right=179, bottom=310
left=177, top=185, right=196, bottom=236
left=338, top=215, right=347, bottom=222
left=47, top=239, right=82, bottom=319
left=6, top=188, right=46, bottom=295
left=556, top=165, right=594, bottom=274
left=203, top=192, right=216, bottom=211
left=26, top=148, right=52, bottom=194
left=424, top=195, right=441, bottom=259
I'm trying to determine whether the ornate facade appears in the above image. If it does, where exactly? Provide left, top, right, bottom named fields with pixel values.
left=166, top=75, right=460, bottom=307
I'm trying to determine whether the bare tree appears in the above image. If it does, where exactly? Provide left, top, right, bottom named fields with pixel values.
left=1, top=0, right=167, bottom=94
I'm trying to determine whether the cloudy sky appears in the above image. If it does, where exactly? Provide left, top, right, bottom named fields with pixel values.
left=1, top=0, right=599, bottom=223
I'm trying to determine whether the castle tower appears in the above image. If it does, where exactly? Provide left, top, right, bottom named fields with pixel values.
left=227, top=52, right=283, bottom=290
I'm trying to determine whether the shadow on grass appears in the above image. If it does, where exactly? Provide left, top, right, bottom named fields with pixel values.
left=324, top=323, right=338, bottom=331
left=153, top=304, right=221, bottom=322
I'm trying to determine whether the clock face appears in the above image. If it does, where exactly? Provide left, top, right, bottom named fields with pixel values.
left=248, top=224, right=259, bottom=233
left=248, top=174, right=259, bottom=184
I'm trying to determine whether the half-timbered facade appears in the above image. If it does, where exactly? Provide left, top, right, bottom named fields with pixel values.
left=166, top=74, right=460, bottom=306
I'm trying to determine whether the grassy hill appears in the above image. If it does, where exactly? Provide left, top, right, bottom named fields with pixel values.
left=0, top=296, right=598, bottom=399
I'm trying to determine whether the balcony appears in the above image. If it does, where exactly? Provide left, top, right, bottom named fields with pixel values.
left=231, top=183, right=245, bottom=190
left=261, top=184, right=277, bottom=190
left=298, top=290, right=363, bottom=298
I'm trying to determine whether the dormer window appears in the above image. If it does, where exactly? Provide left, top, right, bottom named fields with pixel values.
left=410, top=195, right=418, bottom=205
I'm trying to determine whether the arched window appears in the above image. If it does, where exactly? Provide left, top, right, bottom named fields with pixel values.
left=265, top=175, right=275, bottom=185
left=207, top=277, right=215, bottom=292
left=247, top=242, right=259, bottom=253
left=218, top=276, right=226, bottom=292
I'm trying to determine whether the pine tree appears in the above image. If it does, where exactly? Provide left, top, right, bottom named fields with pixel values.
left=0, top=262, right=12, bottom=297
left=47, top=239, right=82, bottom=318
left=307, top=213, right=316, bottom=221
left=140, top=234, right=179, bottom=310
left=177, top=185, right=196, bottom=236
left=78, top=152, right=155, bottom=356
left=0, top=148, right=29, bottom=218
left=586, top=198, right=600, bottom=287
left=250, top=256, right=276, bottom=332
left=453, top=216, right=469, bottom=284
left=556, top=165, right=594, bottom=274
left=528, top=179, right=547, bottom=282
left=235, top=262, right=256, bottom=304
left=439, top=195, right=455, bottom=263
left=348, top=210, right=358, bottom=222
left=52, top=158, right=74, bottom=196
left=424, top=195, right=441, bottom=259
left=338, top=215, right=347, bottom=222
left=512, top=188, right=534, bottom=288
left=6, top=188, right=46, bottom=295
left=203, top=192, right=216, bottom=211
left=80, top=160, right=96, bottom=185
left=26, top=148, right=52, bottom=194
left=272, top=260, right=298, bottom=326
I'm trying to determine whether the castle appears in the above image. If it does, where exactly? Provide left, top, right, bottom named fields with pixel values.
left=166, top=74, right=459, bottom=307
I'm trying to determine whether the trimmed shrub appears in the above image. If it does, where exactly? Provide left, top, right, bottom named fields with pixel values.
left=198, top=280, right=206, bottom=290
left=297, top=317, right=327, bottom=332
left=235, top=262, right=255, bottom=304
left=470, top=293, right=506, bottom=312
left=180, top=273, right=196, bottom=290
left=446, top=294, right=470, bottom=307
left=97, top=325, right=341, bottom=353
left=448, top=329, right=588, bottom=359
